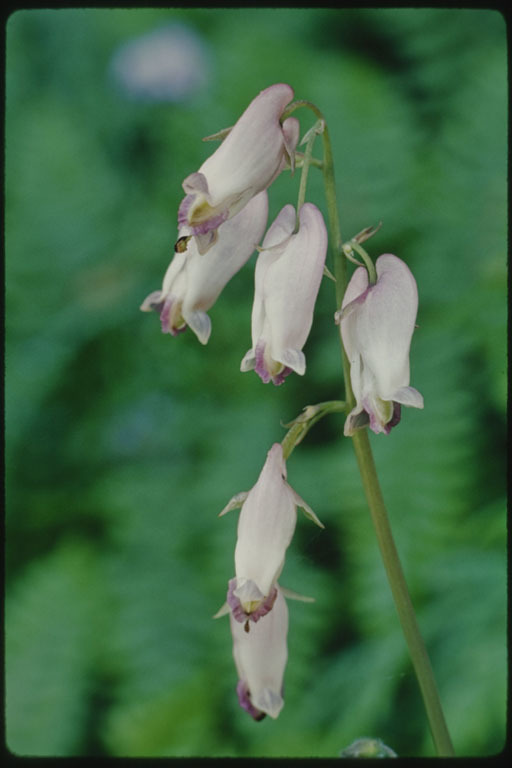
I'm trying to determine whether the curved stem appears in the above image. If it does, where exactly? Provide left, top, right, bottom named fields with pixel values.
left=286, top=98, right=454, bottom=756
left=281, top=422, right=306, bottom=461
left=345, top=241, right=377, bottom=285
left=295, top=125, right=317, bottom=221
left=281, top=400, right=346, bottom=460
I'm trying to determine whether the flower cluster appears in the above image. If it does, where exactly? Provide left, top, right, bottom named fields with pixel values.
left=141, top=83, right=327, bottom=383
left=141, top=82, right=424, bottom=722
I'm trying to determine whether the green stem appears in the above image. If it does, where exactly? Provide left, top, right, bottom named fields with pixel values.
left=351, top=429, right=454, bottom=756
left=294, top=152, right=323, bottom=170
left=295, top=126, right=317, bottom=221
left=281, top=400, right=346, bottom=460
left=281, top=422, right=306, bottom=460
left=346, top=241, right=377, bottom=285
left=285, top=98, right=454, bottom=756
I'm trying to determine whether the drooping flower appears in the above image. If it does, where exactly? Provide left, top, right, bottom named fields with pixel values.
left=230, top=585, right=288, bottom=720
left=178, top=83, right=299, bottom=253
left=219, top=443, right=323, bottom=625
left=140, top=190, right=268, bottom=344
left=336, top=253, right=424, bottom=436
left=240, top=202, right=327, bottom=385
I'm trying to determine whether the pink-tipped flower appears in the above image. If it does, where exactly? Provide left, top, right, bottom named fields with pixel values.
left=220, top=443, right=323, bottom=625
left=140, top=190, right=268, bottom=344
left=240, top=202, right=327, bottom=385
left=337, top=253, right=424, bottom=436
left=230, top=585, right=288, bottom=720
left=178, top=83, right=299, bottom=253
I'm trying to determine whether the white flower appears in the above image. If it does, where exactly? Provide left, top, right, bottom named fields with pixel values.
left=140, top=191, right=268, bottom=344
left=178, top=83, right=299, bottom=253
left=220, top=443, right=323, bottom=625
left=337, top=253, right=424, bottom=435
left=230, top=585, right=288, bottom=720
left=241, top=202, right=327, bottom=385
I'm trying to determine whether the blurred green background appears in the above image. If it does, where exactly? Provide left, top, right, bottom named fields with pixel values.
left=5, top=7, right=507, bottom=758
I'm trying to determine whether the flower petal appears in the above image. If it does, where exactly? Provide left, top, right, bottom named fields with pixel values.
left=239, top=348, right=256, bottom=372
left=181, top=309, right=211, bottom=345
left=392, top=385, right=424, bottom=409
left=140, top=290, right=164, bottom=312
left=277, top=348, right=306, bottom=376
left=343, top=405, right=370, bottom=436
left=228, top=578, right=278, bottom=624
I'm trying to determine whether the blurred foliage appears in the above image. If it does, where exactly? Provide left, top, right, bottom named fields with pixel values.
left=5, top=7, right=507, bottom=758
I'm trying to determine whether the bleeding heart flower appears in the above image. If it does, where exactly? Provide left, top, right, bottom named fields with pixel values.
left=141, top=190, right=268, bottom=344
left=178, top=83, right=299, bottom=253
left=230, top=585, right=288, bottom=720
left=219, top=443, right=323, bottom=625
left=241, top=202, right=327, bottom=385
left=337, top=253, right=424, bottom=435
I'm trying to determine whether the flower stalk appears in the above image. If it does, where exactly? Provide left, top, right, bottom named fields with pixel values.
left=295, top=118, right=324, bottom=227
left=351, top=428, right=454, bottom=756
left=342, top=240, right=377, bottom=285
left=281, top=400, right=346, bottom=459
left=286, top=99, right=454, bottom=756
